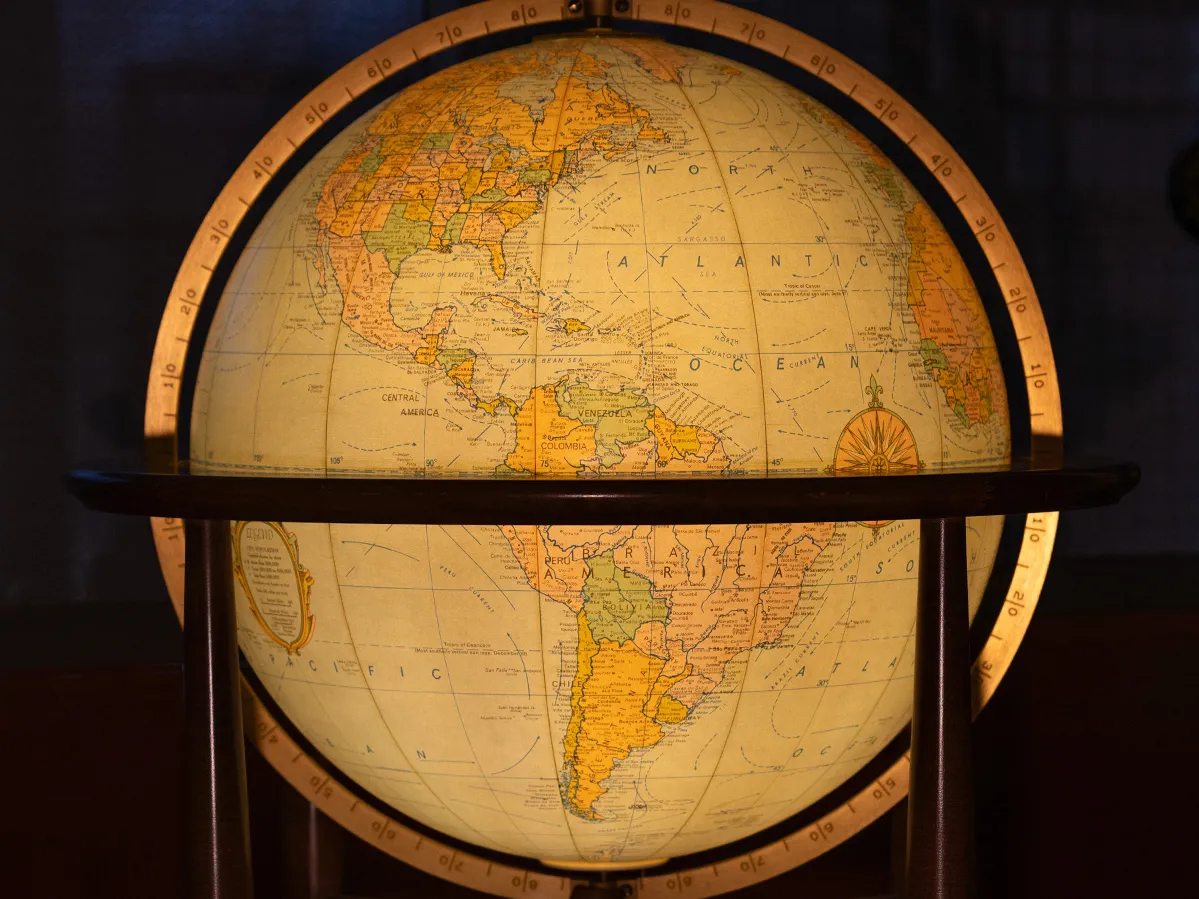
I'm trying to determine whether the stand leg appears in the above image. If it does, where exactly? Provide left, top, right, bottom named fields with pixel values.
left=891, top=798, right=909, bottom=896
left=185, top=519, right=253, bottom=899
left=281, top=789, right=344, bottom=898
left=906, top=517, right=974, bottom=899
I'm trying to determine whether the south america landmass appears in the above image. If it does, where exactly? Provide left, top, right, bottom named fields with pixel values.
left=502, top=523, right=837, bottom=819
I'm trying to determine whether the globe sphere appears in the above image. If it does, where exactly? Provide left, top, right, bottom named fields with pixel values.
left=192, top=35, right=1009, bottom=866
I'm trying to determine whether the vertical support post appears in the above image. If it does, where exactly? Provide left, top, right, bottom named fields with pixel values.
left=185, top=518, right=253, bottom=899
left=280, top=791, right=344, bottom=898
left=890, top=798, right=909, bottom=896
left=907, top=517, right=973, bottom=899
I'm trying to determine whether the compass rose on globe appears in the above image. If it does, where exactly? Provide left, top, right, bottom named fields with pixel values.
left=67, top=1, right=1138, bottom=897
left=831, top=375, right=923, bottom=476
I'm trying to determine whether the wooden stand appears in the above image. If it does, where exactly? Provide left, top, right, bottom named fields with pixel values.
left=183, top=519, right=252, bottom=899
left=908, top=518, right=973, bottom=899
left=68, top=460, right=1139, bottom=899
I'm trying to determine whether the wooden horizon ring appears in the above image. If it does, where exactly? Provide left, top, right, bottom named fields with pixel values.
left=142, top=1, right=1063, bottom=896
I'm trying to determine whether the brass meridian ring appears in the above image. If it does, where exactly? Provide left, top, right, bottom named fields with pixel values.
left=143, top=2, right=1063, bottom=896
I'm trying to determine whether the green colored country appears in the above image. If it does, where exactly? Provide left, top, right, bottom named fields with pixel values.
left=656, top=694, right=689, bottom=725
left=493, top=462, right=531, bottom=477
left=593, top=404, right=653, bottom=467
left=862, top=159, right=907, bottom=207
left=556, top=381, right=649, bottom=426
left=556, top=381, right=652, bottom=468
left=582, top=551, right=667, bottom=645
left=359, top=145, right=383, bottom=174
left=443, top=211, right=467, bottom=243
left=920, top=337, right=949, bottom=372
left=421, top=132, right=456, bottom=149
left=363, top=203, right=433, bottom=275
left=954, top=402, right=969, bottom=428
left=436, top=347, right=475, bottom=372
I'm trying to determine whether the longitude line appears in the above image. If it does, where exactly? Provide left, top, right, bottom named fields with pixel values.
left=737, top=531, right=870, bottom=818
left=521, top=41, right=591, bottom=860
left=658, top=46, right=772, bottom=475
left=599, top=43, right=677, bottom=859
left=605, top=39, right=658, bottom=447
left=323, top=524, right=501, bottom=848
left=423, top=524, right=542, bottom=855
left=318, top=56, right=553, bottom=857
left=609, top=41, right=779, bottom=856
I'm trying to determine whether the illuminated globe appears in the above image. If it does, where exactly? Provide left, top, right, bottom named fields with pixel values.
left=190, top=35, right=1009, bottom=866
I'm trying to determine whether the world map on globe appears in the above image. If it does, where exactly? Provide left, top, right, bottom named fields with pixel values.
left=190, top=34, right=1010, bottom=865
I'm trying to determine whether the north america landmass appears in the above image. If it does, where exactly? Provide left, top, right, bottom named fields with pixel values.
left=311, top=38, right=1001, bottom=479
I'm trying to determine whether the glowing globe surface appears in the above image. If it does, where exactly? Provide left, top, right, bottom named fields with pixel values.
left=192, top=35, right=1009, bottom=865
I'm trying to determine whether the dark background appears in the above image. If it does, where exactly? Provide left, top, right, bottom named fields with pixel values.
left=1, top=0, right=1197, bottom=897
